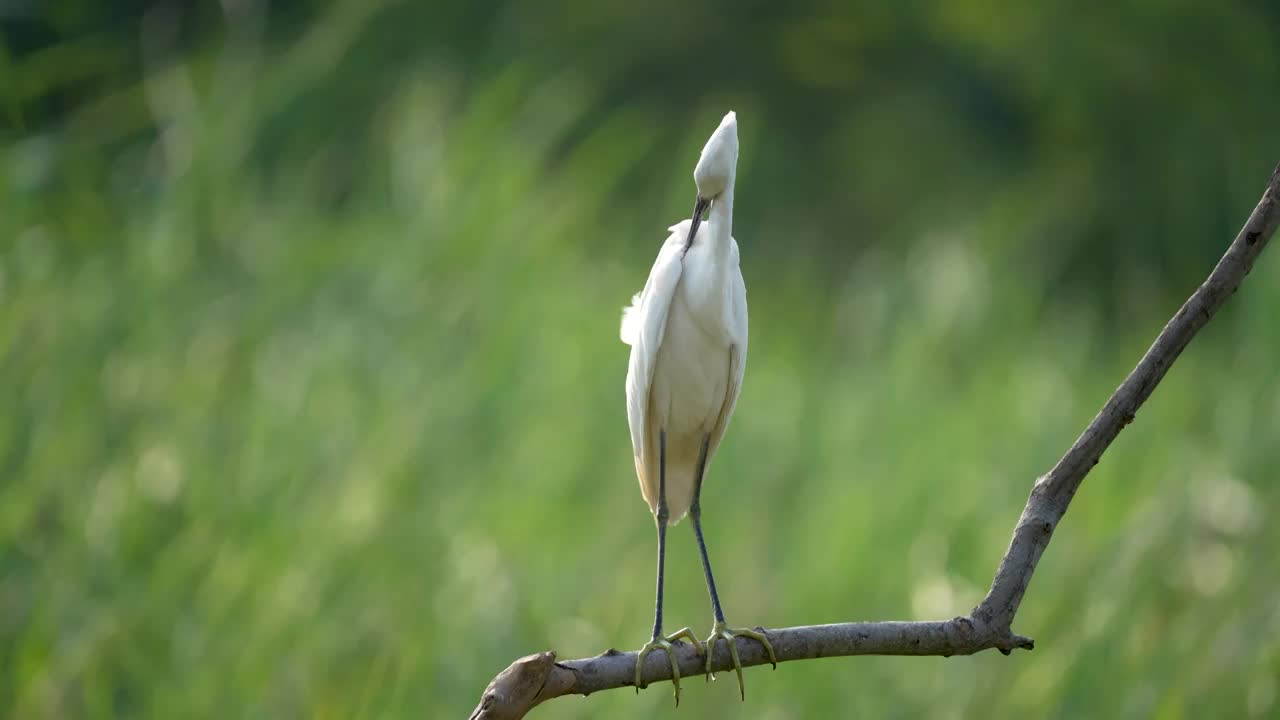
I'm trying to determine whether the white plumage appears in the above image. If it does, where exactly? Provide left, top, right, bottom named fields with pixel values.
left=621, top=112, right=747, bottom=525
left=622, top=111, right=774, bottom=704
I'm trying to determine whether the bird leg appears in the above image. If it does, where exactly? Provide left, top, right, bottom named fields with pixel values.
left=635, top=430, right=702, bottom=705
left=689, top=434, right=777, bottom=700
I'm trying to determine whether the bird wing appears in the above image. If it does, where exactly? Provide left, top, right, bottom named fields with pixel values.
left=622, top=222, right=689, bottom=479
left=706, top=238, right=748, bottom=462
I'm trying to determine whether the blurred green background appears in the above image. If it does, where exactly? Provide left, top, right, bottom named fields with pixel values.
left=3, top=1, right=1280, bottom=717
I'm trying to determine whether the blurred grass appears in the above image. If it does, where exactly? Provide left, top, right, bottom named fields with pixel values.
left=4, top=2, right=1280, bottom=718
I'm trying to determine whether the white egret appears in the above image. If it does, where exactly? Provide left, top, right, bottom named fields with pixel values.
left=620, top=111, right=775, bottom=704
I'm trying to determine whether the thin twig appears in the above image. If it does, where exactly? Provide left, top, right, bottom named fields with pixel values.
left=470, top=163, right=1280, bottom=720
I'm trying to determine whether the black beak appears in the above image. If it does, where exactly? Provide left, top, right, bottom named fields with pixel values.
left=683, top=196, right=711, bottom=253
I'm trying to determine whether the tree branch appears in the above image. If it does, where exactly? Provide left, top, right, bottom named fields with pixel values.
left=470, top=163, right=1280, bottom=720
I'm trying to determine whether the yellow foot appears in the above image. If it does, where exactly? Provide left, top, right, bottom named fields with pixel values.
left=635, top=628, right=703, bottom=705
left=704, top=621, right=777, bottom=701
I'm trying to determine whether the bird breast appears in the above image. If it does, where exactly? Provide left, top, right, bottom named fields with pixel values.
left=651, top=290, right=731, bottom=438
left=674, top=237, right=738, bottom=340
left=642, top=251, right=738, bottom=522
left=653, top=235, right=739, bottom=436
left=645, top=300, right=730, bottom=522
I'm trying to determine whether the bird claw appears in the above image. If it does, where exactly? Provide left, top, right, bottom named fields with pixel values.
left=635, top=628, right=703, bottom=705
left=704, top=621, right=777, bottom=701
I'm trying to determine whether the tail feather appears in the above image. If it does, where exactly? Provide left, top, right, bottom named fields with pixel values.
left=619, top=292, right=643, bottom=345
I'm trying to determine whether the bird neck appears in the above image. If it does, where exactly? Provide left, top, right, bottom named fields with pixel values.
left=705, top=176, right=735, bottom=252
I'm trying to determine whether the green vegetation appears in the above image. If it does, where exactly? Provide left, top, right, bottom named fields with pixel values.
left=3, top=2, right=1279, bottom=717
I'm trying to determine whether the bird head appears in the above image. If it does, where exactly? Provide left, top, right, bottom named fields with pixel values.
left=682, top=112, right=738, bottom=252
left=693, top=111, right=738, bottom=200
